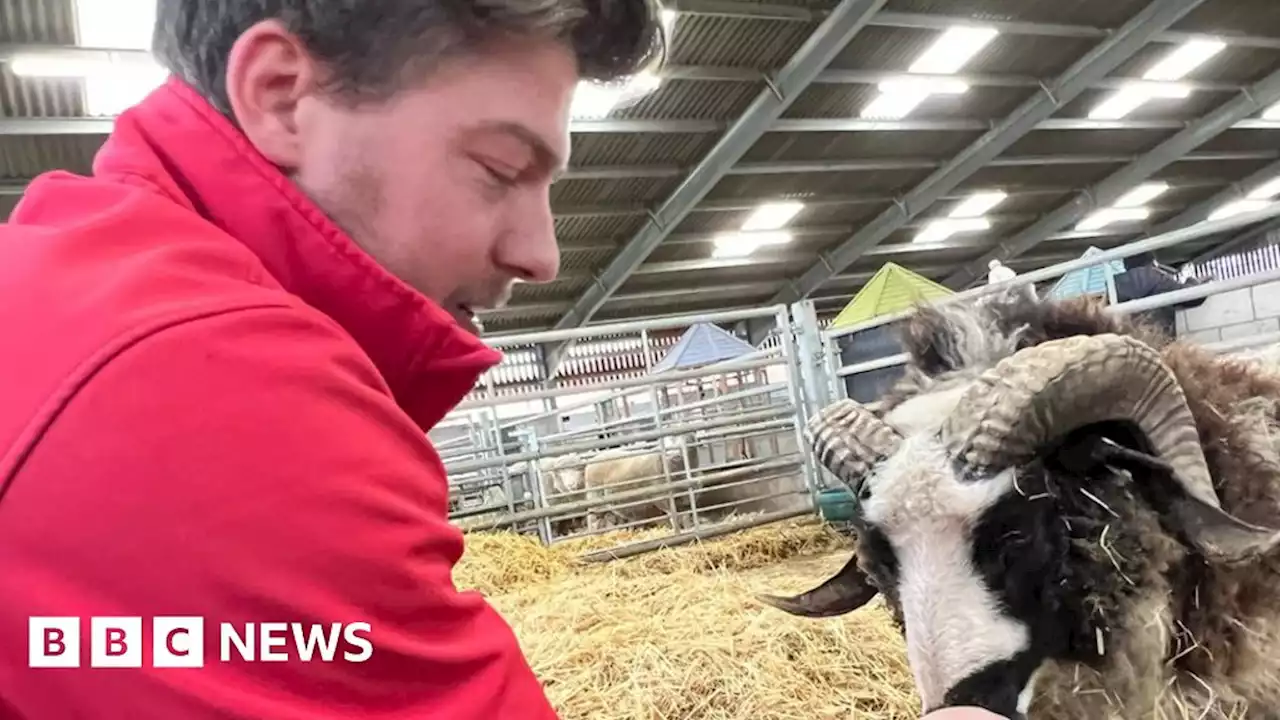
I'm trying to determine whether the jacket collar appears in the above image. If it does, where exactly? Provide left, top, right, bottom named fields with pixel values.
left=91, top=77, right=502, bottom=431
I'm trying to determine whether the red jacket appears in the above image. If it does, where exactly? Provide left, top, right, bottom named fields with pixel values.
left=0, top=77, right=559, bottom=719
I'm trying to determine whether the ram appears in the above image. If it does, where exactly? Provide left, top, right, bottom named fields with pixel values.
left=760, top=290, right=1280, bottom=720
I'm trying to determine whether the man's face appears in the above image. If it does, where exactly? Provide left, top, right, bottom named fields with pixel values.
left=288, top=37, right=574, bottom=334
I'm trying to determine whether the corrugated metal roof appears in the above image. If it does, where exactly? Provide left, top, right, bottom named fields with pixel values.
left=884, top=0, right=1151, bottom=26
left=670, top=14, right=820, bottom=67
left=569, top=132, right=717, bottom=167
left=2, top=0, right=1279, bottom=350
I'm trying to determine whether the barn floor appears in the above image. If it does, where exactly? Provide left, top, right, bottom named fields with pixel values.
left=454, top=518, right=920, bottom=720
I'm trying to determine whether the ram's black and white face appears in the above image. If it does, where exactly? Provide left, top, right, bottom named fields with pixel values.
left=843, top=379, right=1100, bottom=717
left=760, top=311, right=1280, bottom=719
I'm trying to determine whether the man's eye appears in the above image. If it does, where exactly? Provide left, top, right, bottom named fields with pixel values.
left=481, top=161, right=519, bottom=186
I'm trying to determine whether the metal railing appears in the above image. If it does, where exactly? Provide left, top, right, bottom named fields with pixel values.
left=439, top=304, right=819, bottom=556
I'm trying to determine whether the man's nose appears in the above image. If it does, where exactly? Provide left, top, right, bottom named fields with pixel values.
left=500, top=200, right=560, bottom=283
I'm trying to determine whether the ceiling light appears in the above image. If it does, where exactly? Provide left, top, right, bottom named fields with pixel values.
left=948, top=190, right=1007, bottom=219
left=1088, top=92, right=1149, bottom=121
left=1113, top=181, right=1170, bottom=208
left=1075, top=207, right=1150, bottom=232
left=9, top=55, right=105, bottom=78
left=68, top=0, right=167, bottom=116
left=861, top=90, right=929, bottom=119
left=1088, top=82, right=1191, bottom=120
left=1208, top=199, right=1273, bottom=222
left=741, top=201, right=804, bottom=231
left=1264, top=102, right=1280, bottom=121
left=909, top=26, right=1000, bottom=75
left=1142, top=39, right=1226, bottom=82
left=1247, top=176, right=1280, bottom=200
left=913, top=217, right=991, bottom=244
left=711, top=230, right=792, bottom=258
left=878, top=77, right=969, bottom=95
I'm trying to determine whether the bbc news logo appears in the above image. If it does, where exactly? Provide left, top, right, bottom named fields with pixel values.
left=29, top=617, right=372, bottom=668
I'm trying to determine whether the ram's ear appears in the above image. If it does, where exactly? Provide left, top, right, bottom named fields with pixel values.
left=756, top=552, right=879, bottom=618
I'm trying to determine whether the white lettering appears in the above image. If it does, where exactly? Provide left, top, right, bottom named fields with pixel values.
left=291, top=623, right=342, bottom=662
left=259, top=622, right=289, bottom=661
left=343, top=622, right=373, bottom=662
left=220, top=623, right=255, bottom=662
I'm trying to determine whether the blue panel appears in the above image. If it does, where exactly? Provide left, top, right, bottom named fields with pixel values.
left=651, top=322, right=758, bottom=373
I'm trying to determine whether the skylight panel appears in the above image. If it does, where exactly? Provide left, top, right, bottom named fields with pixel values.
left=860, top=89, right=930, bottom=120
left=1247, top=176, right=1280, bottom=200
left=859, top=25, right=996, bottom=120
left=711, top=231, right=793, bottom=258
left=75, top=0, right=165, bottom=117
left=1087, top=39, right=1222, bottom=121
left=948, top=190, right=1007, bottom=219
left=741, top=201, right=805, bottom=232
left=1142, top=39, right=1226, bottom=82
left=1113, top=182, right=1169, bottom=208
left=1208, top=199, right=1273, bottom=222
left=908, top=27, right=1000, bottom=75
left=1075, top=207, right=1150, bottom=232
left=913, top=217, right=990, bottom=244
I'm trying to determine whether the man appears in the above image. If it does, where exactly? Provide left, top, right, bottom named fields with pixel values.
left=1113, top=251, right=1208, bottom=338
left=0, top=1, right=661, bottom=717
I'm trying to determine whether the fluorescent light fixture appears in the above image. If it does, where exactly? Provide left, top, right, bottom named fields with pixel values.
left=1088, top=82, right=1191, bottom=120
left=861, top=90, right=929, bottom=119
left=1208, top=199, right=1273, bottom=222
left=913, top=217, right=990, bottom=244
left=1264, top=102, right=1280, bottom=121
left=9, top=55, right=105, bottom=78
left=1075, top=207, right=1150, bottom=232
left=1113, top=181, right=1170, bottom=208
left=1142, top=39, right=1226, bottom=82
left=878, top=77, right=969, bottom=95
left=909, top=26, right=999, bottom=75
left=948, top=190, right=1007, bottom=219
left=1088, top=92, right=1149, bottom=121
left=68, top=0, right=167, bottom=116
left=1247, top=176, right=1280, bottom=200
left=741, top=201, right=804, bottom=231
left=711, top=230, right=792, bottom=258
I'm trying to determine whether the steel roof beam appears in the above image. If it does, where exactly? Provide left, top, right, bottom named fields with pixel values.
left=663, top=1, right=1280, bottom=51
left=561, top=149, right=1275, bottom=181
left=552, top=178, right=1232, bottom=217
left=1145, top=157, right=1280, bottom=237
left=6, top=115, right=1280, bottom=137
left=944, top=66, right=1280, bottom=289
left=542, top=0, right=890, bottom=345
left=765, top=0, right=1210, bottom=307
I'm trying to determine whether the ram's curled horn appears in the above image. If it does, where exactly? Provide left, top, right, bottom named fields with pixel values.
left=806, top=399, right=903, bottom=486
left=757, top=552, right=880, bottom=618
left=941, top=333, right=1280, bottom=563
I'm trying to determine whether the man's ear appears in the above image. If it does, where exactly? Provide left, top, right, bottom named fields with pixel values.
left=223, top=19, right=317, bottom=169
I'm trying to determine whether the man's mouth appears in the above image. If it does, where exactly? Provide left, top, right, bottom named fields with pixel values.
left=449, top=302, right=482, bottom=334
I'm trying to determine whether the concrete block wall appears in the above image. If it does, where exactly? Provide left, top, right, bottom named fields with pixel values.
left=1175, top=279, right=1280, bottom=343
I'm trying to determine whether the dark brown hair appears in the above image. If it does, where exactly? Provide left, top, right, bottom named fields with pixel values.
left=153, top=0, right=667, bottom=115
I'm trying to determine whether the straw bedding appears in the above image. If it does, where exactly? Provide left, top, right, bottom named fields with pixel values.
left=454, top=518, right=920, bottom=720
